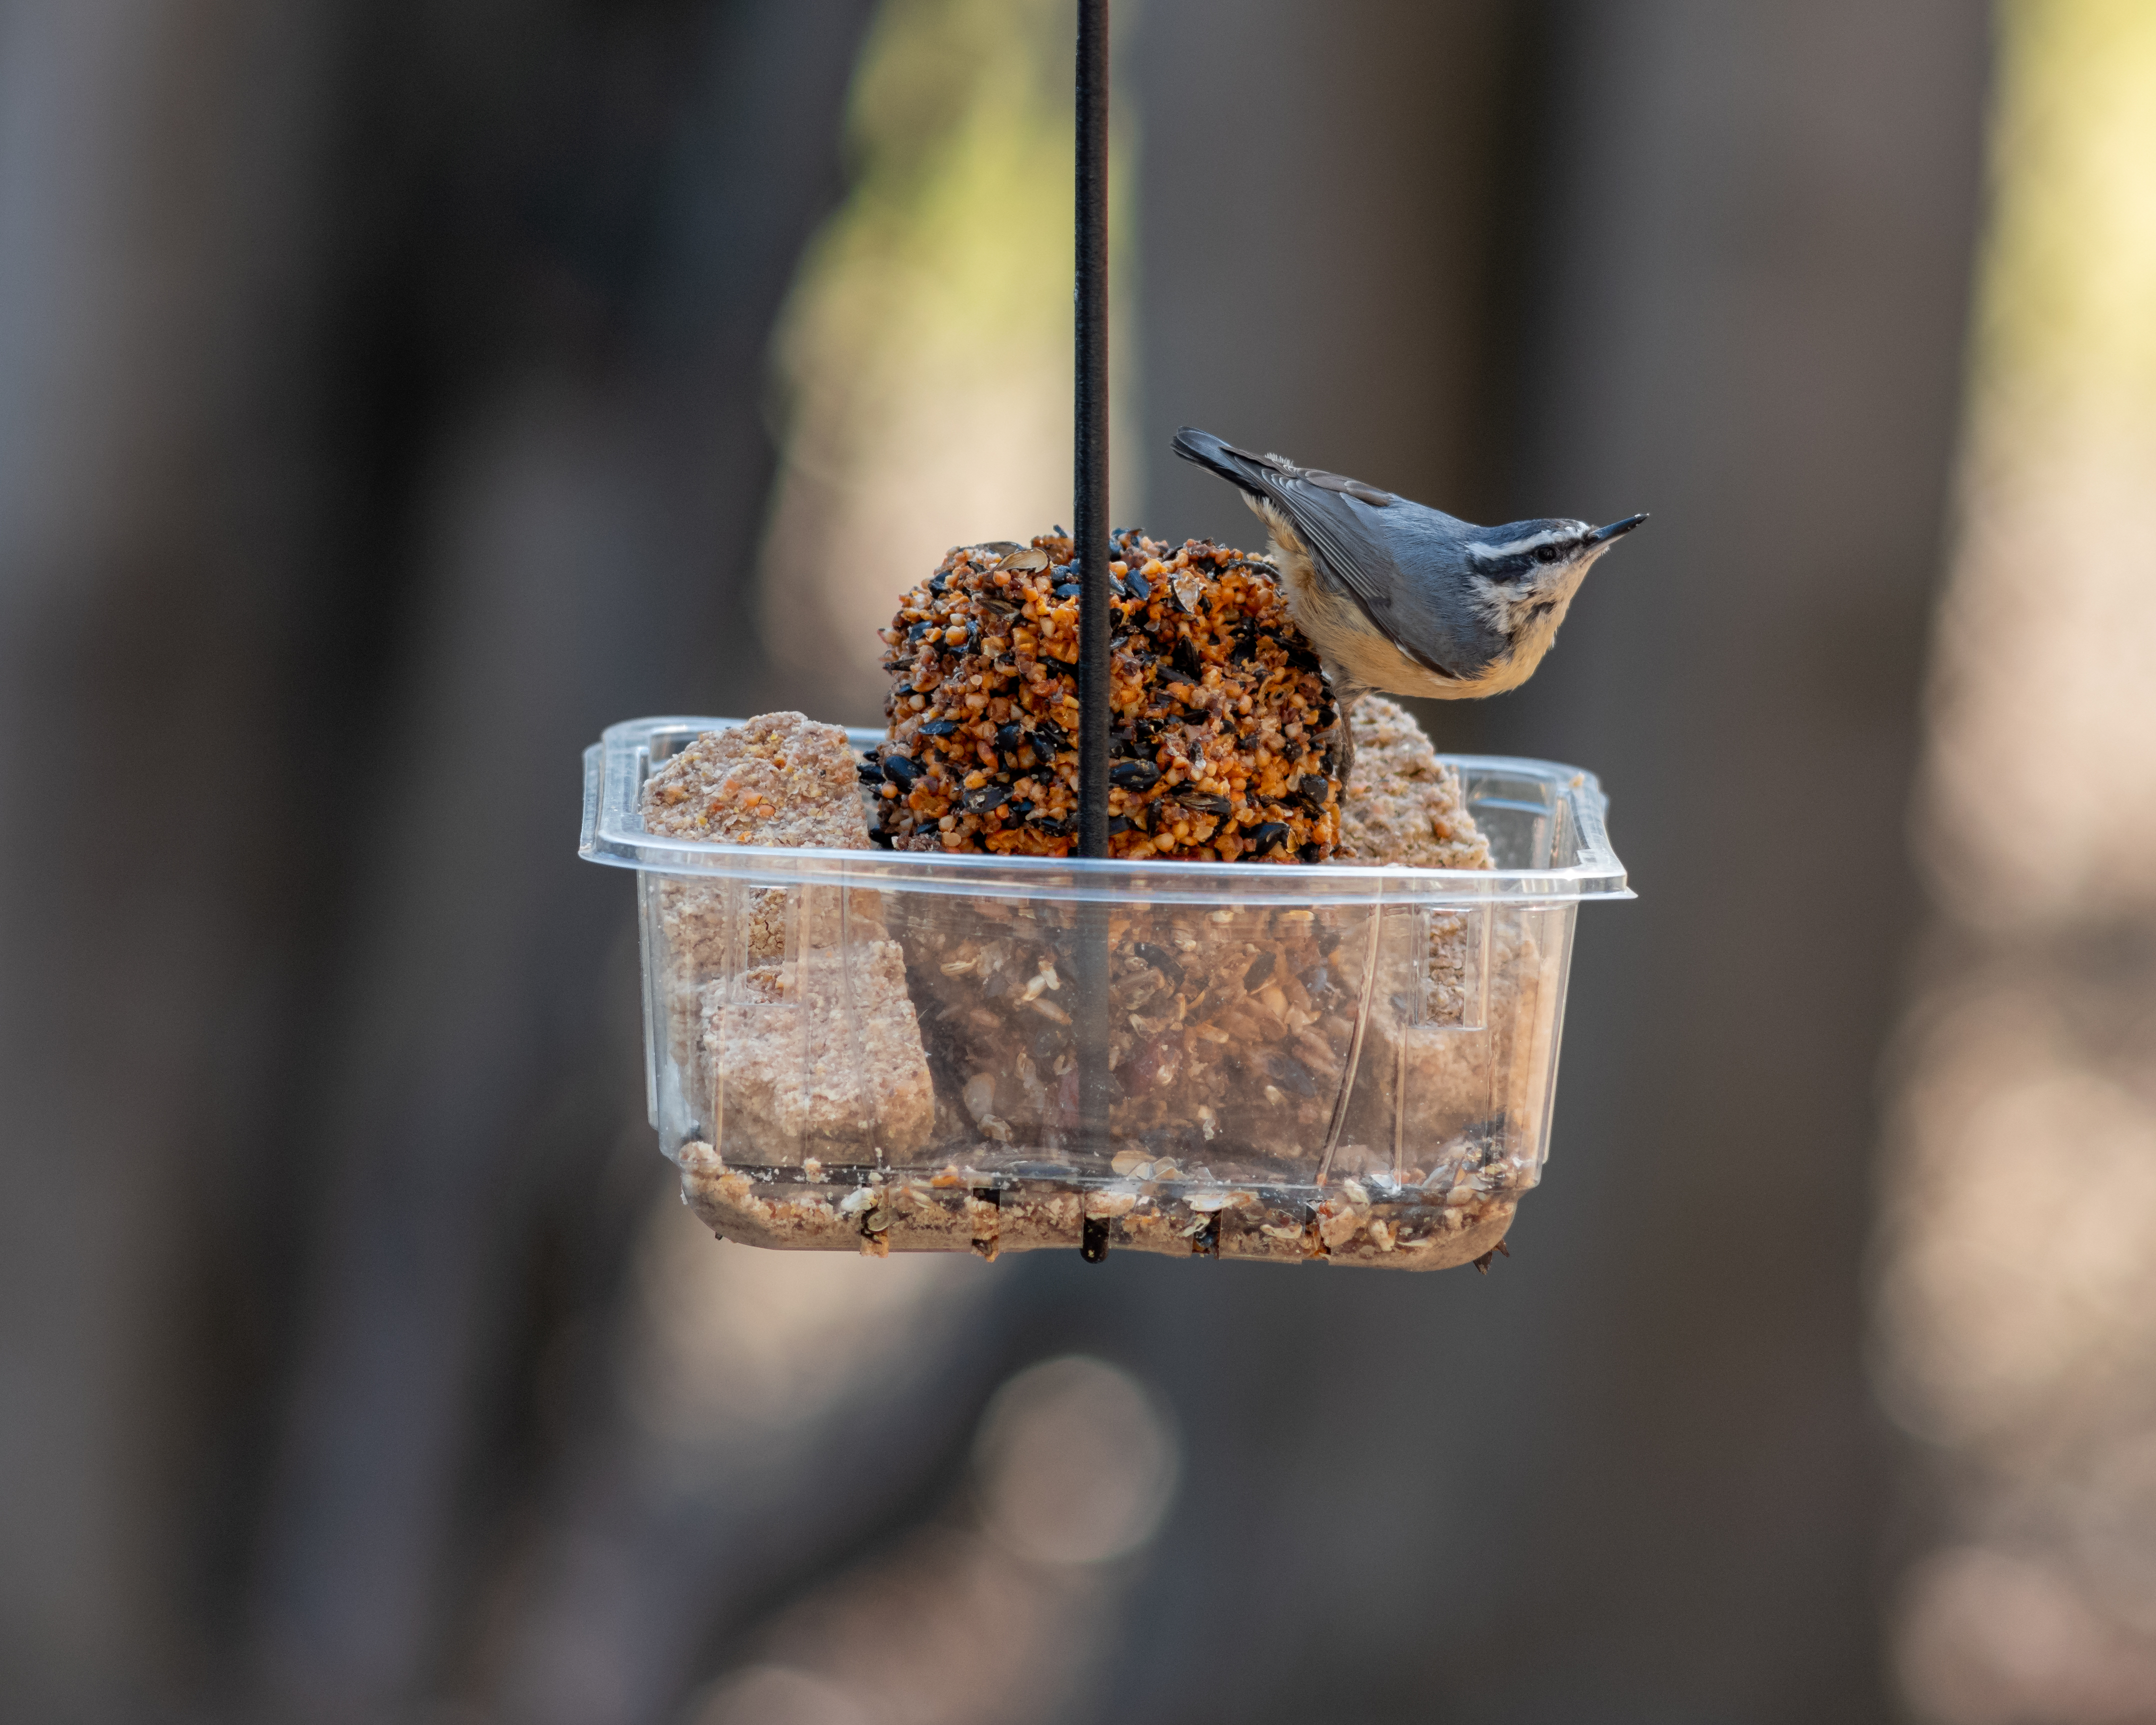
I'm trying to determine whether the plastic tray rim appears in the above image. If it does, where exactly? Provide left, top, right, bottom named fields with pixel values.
left=580, top=715, right=1634, bottom=906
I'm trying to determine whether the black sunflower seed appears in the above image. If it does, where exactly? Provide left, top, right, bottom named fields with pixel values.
left=1123, top=567, right=1150, bottom=601
left=1299, top=774, right=1329, bottom=804
left=1298, top=842, right=1326, bottom=863
left=1172, top=636, right=1204, bottom=681
left=962, top=785, right=1008, bottom=814
left=856, top=761, right=883, bottom=785
left=1243, top=951, right=1276, bottom=990
left=1134, top=942, right=1184, bottom=988
left=1008, top=799, right=1034, bottom=820
left=1032, top=718, right=1069, bottom=752
left=1109, top=816, right=1132, bottom=834
left=996, top=722, right=1026, bottom=756
left=1266, top=1051, right=1317, bottom=1097
left=882, top=756, right=920, bottom=788
left=1176, top=792, right=1232, bottom=816
left=918, top=720, right=960, bottom=738
left=1249, top=822, right=1290, bottom=855
left=1110, top=760, right=1160, bottom=790
left=1054, top=582, right=1080, bottom=600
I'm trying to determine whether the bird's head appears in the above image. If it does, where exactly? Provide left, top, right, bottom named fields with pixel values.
left=1461, top=512, right=1646, bottom=667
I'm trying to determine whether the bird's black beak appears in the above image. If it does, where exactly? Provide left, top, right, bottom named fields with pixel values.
left=1587, top=513, right=1648, bottom=546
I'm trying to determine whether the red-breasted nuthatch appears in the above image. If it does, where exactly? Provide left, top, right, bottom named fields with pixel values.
left=1173, top=426, right=1645, bottom=702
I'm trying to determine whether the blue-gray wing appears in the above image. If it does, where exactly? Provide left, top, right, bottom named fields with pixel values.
left=1170, top=428, right=1468, bottom=680
left=1256, top=470, right=1461, bottom=680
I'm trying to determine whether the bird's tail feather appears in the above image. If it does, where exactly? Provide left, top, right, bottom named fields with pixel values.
left=1170, top=426, right=1276, bottom=498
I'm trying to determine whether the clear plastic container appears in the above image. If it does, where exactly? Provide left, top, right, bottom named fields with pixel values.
left=581, top=717, right=1630, bottom=1270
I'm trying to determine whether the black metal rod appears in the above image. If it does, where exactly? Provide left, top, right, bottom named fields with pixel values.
left=1074, top=0, right=1110, bottom=860
left=1072, top=0, right=1114, bottom=1172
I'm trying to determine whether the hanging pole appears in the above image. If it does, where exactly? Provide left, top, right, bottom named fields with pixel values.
left=1072, top=0, right=1114, bottom=1193
left=1074, top=0, right=1110, bottom=860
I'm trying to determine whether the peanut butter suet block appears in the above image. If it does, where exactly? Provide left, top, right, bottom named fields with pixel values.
left=640, top=712, right=935, bottom=1159
left=698, top=938, right=934, bottom=1164
left=1338, top=696, right=1492, bottom=870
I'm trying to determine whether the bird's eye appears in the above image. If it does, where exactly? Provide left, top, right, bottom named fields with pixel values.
left=1532, top=542, right=1562, bottom=566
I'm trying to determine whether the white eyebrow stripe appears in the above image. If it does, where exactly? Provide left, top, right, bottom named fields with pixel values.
left=1468, top=528, right=1570, bottom=561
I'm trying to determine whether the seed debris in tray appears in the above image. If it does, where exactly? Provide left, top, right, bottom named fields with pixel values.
left=676, top=1140, right=1526, bottom=1269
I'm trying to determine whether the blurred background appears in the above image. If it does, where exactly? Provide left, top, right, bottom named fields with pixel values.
left=2, top=1, right=2152, bottom=1720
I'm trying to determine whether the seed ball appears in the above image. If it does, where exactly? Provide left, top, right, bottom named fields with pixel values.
left=878, top=530, right=1344, bottom=860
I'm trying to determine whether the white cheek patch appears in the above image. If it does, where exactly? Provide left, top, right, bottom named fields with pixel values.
left=1462, top=552, right=1599, bottom=654
left=1468, top=572, right=1514, bottom=632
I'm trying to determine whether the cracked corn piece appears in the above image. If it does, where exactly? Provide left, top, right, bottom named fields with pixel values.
left=700, top=936, right=934, bottom=1164
left=1317, top=698, right=1548, bottom=1190
left=1336, top=700, right=1499, bottom=1074
left=1327, top=702, right=1556, bottom=1192
left=642, top=710, right=872, bottom=857
left=638, top=712, right=933, bottom=1164
left=640, top=712, right=876, bottom=1071
left=1338, top=696, right=1492, bottom=869
left=868, top=530, right=1344, bottom=860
